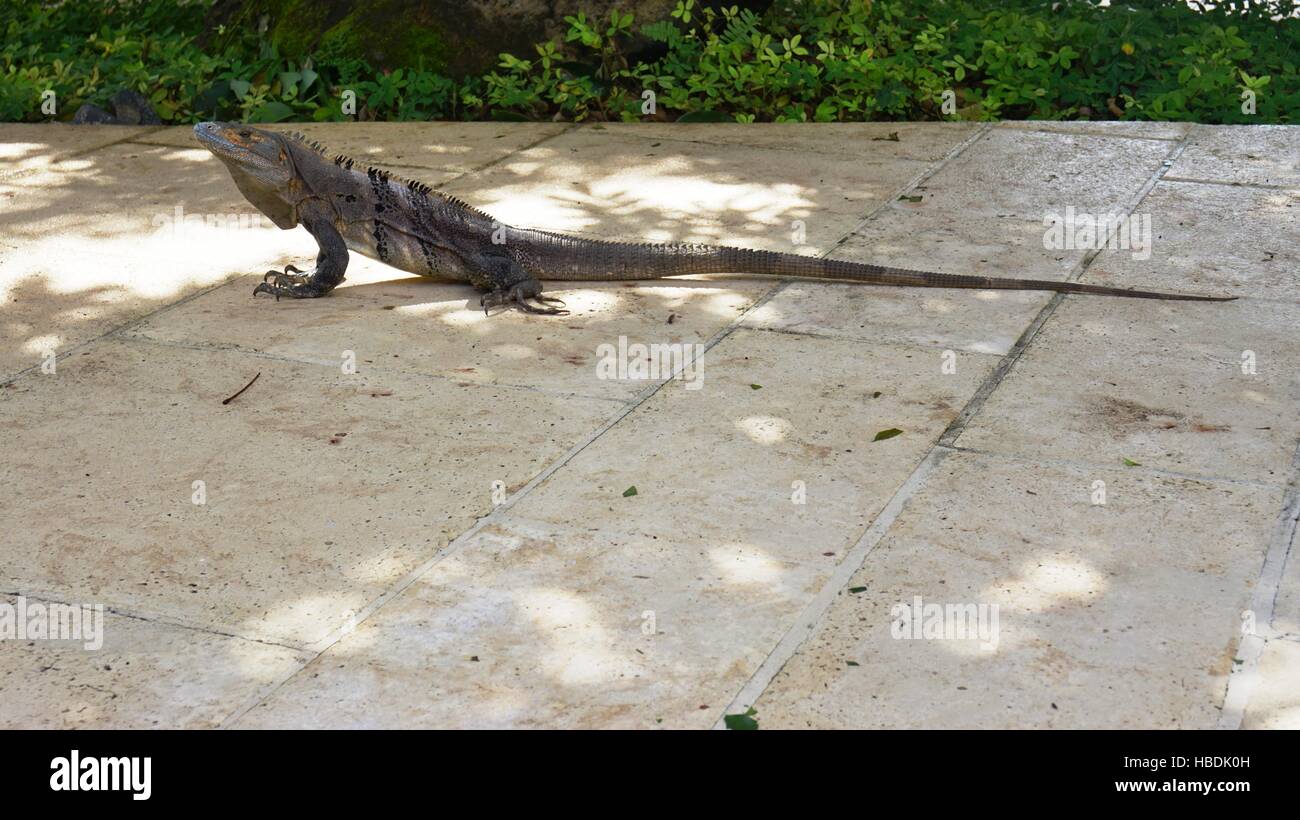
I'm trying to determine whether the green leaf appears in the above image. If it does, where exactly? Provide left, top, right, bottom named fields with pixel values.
left=1122, top=457, right=1141, bottom=467
left=249, top=101, right=294, bottom=122
left=622, top=485, right=638, bottom=497
left=749, top=384, right=762, bottom=390
left=872, top=428, right=903, bottom=442
left=724, top=707, right=758, bottom=730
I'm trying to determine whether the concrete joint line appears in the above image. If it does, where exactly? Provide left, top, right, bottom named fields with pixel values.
left=707, top=127, right=1007, bottom=727
left=216, top=313, right=741, bottom=726
left=746, top=322, right=1006, bottom=358
left=992, top=124, right=1185, bottom=144
left=713, top=447, right=954, bottom=727
left=0, top=588, right=306, bottom=653
left=1216, top=440, right=1300, bottom=729
left=827, top=123, right=994, bottom=257
left=1160, top=175, right=1300, bottom=192
left=0, top=125, right=170, bottom=183
left=435, top=123, right=581, bottom=187
left=0, top=270, right=248, bottom=386
left=944, top=442, right=1282, bottom=490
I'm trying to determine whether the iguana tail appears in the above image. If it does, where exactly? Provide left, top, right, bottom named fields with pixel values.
left=518, top=232, right=1235, bottom=302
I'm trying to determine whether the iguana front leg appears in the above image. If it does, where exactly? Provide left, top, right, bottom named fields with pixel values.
left=253, top=202, right=348, bottom=300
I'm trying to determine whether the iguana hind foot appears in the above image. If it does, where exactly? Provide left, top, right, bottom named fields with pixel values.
left=480, top=281, right=570, bottom=316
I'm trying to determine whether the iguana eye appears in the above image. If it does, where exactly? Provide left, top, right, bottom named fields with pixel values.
left=238, top=130, right=251, bottom=138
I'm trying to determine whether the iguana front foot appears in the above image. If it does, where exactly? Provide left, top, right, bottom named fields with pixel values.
left=253, top=265, right=331, bottom=300
left=480, top=281, right=569, bottom=316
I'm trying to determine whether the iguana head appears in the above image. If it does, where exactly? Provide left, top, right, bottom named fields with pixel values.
left=194, top=122, right=304, bottom=229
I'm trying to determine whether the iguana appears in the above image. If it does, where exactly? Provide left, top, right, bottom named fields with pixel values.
left=194, top=122, right=1233, bottom=314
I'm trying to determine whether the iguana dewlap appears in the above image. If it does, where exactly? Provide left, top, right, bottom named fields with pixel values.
left=194, top=122, right=1233, bottom=314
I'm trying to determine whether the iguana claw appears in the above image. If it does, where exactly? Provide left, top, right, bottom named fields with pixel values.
left=262, top=264, right=304, bottom=283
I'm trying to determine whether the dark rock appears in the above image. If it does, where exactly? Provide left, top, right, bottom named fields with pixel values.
left=72, top=104, right=117, bottom=124
left=109, top=90, right=163, bottom=125
left=70, top=90, right=162, bottom=125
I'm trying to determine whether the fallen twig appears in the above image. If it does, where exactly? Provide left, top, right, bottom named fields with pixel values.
left=221, top=372, right=261, bottom=405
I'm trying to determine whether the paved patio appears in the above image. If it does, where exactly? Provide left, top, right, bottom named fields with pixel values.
left=0, top=120, right=1296, bottom=729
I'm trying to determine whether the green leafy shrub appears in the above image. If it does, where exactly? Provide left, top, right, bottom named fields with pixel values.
left=1, top=0, right=1294, bottom=124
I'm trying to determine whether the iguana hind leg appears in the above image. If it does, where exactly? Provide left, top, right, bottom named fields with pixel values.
left=475, top=256, right=569, bottom=316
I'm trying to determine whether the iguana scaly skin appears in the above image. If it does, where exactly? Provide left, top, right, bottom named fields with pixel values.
left=194, top=122, right=1234, bottom=314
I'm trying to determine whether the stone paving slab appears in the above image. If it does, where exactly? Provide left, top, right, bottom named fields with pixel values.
left=1167, top=124, right=1300, bottom=188
left=913, top=128, right=1172, bottom=219
left=743, top=187, right=1090, bottom=356
left=0, top=123, right=160, bottom=179
left=437, top=127, right=931, bottom=251
left=121, top=261, right=766, bottom=402
left=751, top=451, right=1282, bottom=729
left=0, top=143, right=305, bottom=381
left=489, top=328, right=997, bottom=565
left=995, top=120, right=1192, bottom=141
left=0, top=337, right=614, bottom=646
left=0, top=596, right=309, bottom=729
left=595, top=121, right=980, bottom=162
left=1274, top=539, right=1300, bottom=640
left=232, top=328, right=996, bottom=727
left=955, top=295, right=1300, bottom=483
left=1242, top=638, right=1300, bottom=729
left=232, top=516, right=827, bottom=729
left=1083, top=181, right=1298, bottom=303
left=742, top=124, right=1182, bottom=357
